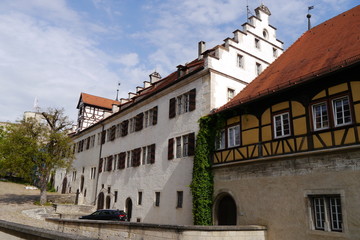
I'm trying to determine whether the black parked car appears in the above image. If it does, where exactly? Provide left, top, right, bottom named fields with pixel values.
left=79, top=209, right=127, bottom=221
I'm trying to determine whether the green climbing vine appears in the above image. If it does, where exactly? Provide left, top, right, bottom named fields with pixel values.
left=190, top=114, right=225, bottom=225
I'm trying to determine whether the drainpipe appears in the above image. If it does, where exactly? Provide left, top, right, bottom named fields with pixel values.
left=93, top=124, right=105, bottom=206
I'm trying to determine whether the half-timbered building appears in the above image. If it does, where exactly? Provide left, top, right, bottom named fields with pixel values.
left=211, top=5, right=360, bottom=239
left=54, top=4, right=283, bottom=225
left=76, top=93, right=120, bottom=132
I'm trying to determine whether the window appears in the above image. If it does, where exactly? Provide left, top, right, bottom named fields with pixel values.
left=177, top=94, right=190, bottom=115
left=117, top=152, right=126, bottom=169
left=255, top=38, right=260, bottom=49
left=176, top=137, right=182, bottom=158
left=129, top=118, right=136, bottom=133
left=274, top=112, right=291, bottom=138
left=169, top=89, right=196, bottom=118
left=309, top=195, right=343, bottom=232
left=273, top=48, right=278, bottom=57
left=168, top=133, right=195, bottom=159
left=115, top=124, right=121, bottom=138
left=126, top=151, right=131, bottom=168
left=256, top=62, right=262, bottom=75
left=215, top=129, right=225, bottom=150
left=155, top=192, right=160, bottom=207
left=177, top=191, right=183, bottom=208
left=106, top=156, right=113, bottom=171
left=114, top=191, right=118, bottom=203
left=90, top=167, right=96, bottom=179
left=228, top=125, right=240, bottom=147
left=183, top=135, right=189, bottom=157
left=138, top=191, right=143, bottom=205
left=144, top=106, right=158, bottom=128
left=72, top=171, right=77, bottom=181
left=262, top=29, right=268, bottom=39
left=237, top=54, right=244, bottom=68
left=332, top=96, right=352, bottom=126
left=312, top=102, right=329, bottom=130
left=227, top=88, right=235, bottom=102
left=90, top=135, right=95, bottom=148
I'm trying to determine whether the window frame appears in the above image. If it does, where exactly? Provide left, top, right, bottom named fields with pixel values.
left=227, top=125, right=241, bottom=148
left=176, top=191, right=183, bottom=208
left=237, top=54, right=244, bottom=68
left=309, top=194, right=343, bottom=233
left=273, top=112, right=291, bottom=139
left=311, top=101, right=330, bottom=131
left=155, top=192, right=161, bottom=207
left=332, top=96, right=352, bottom=127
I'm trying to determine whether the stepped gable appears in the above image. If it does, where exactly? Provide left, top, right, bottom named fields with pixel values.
left=218, top=5, right=360, bottom=111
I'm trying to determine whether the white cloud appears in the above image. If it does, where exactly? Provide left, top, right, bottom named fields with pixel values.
left=116, top=53, right=139, bottom=67
left=0, top=3, right=120, bottom=122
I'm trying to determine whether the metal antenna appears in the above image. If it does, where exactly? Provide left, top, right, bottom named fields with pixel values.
left=115, top=82, right=121, bottom=101
left=307, top=6, right=314, bottom=30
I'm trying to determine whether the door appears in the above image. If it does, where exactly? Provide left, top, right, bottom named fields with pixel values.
left=97, top=192, right=105, bottom=210
left=217, top=195, right=237, bottom=225
left=125, top=197, right=133, bottom=222
left=61, top=177, right=67, bottom=194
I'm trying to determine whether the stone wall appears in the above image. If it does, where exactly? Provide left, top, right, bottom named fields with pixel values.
left=47, top=218, right=267, bottom=240
left=213, top=147, right=360, bottom=240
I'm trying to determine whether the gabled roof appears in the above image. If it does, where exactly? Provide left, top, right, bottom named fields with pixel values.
left=77, top=93, right=119, bottom=110
left=218, top=5, right=360, bottom=111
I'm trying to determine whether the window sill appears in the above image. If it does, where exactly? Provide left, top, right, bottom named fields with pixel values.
left=308, top=229, right=346, bottom=238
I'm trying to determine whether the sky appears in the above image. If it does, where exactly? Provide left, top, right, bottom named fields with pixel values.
left=0, top=0, right=358, bottom=123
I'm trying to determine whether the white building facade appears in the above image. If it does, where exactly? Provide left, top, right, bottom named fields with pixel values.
left=54, top=4, right=283, bottom=225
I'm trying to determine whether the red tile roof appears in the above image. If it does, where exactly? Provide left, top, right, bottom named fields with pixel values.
left=78, top=93, right=119, bottom=110
left=218, top=5, right=360, bottom=111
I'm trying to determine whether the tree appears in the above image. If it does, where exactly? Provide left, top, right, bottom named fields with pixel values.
left=0, top=108, right=74, bottom=204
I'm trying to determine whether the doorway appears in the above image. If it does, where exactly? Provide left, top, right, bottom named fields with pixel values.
left=61, top=177, right=67, bottom=194
left=97, top=192, right=105, bottom=210
left=125, top=197, right=133, bottom=221
left=217, top=194, right=237, bottom=225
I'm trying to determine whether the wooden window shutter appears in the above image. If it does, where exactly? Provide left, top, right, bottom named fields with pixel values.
left=110, top=125, right=116, bottom=141
left=168, top=138, right=174, bottom=160
left=86, top=137, right=90, bottom=149
left=188, top=132, right=195, bottom=156
left=101, top=130, right=106, bottom=144
left=132, top=148, right=141, bottom=167
left=118, top=152, right=126, bottom=169
left=121, top=120, right=129, bottom=136
left=169, top=98, right=176, bottom=118
left=135, top=113, right=144, bottom=131
left=152, top=106, right=158, bottom=125
left=107, top=155, right=113, bottom=171
left=150, top=144, right=156, bottom=164
left=99, top=158, right=103, bottom=173
left=189, top=88, right=196, bottom=111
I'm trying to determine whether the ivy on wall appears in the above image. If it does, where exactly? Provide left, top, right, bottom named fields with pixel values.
left=190, top=115, right=225, bottom=225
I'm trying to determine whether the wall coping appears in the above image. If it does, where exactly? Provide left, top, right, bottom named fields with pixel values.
left=0, top=219, right=97, bottom=240
left=47, top=217, right=267, bottom=232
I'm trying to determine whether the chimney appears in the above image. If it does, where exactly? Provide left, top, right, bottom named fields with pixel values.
left=198, top=41, right=206, bottom=59
left=149, top=71, right=162, bottom=84
left=128, top=92, right=136, bottom=99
